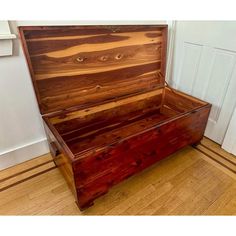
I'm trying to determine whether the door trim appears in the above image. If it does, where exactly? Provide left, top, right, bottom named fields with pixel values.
left=222, top=107, right=236, bottom=156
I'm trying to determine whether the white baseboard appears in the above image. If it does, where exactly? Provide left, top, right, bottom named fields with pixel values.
left=0, top=138, right=49, bottom=170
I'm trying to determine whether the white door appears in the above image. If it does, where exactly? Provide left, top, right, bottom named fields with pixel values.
left=170, top=21, right=236, bottom=144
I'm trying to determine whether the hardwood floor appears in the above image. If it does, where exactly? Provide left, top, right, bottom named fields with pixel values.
left=0, top=137, right=236, bottom=215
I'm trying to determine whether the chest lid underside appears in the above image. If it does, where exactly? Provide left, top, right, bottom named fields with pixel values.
left=19, top=25, right=168, bottom=115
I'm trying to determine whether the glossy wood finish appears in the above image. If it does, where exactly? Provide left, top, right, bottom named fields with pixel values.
left=19, top=25, right=167, bottom=114
left=19, top=25, right=211, bottom=210
left=43, top=87, right=210, bottom=210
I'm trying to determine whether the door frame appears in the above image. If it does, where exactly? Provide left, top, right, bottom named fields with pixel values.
left=222, top=106, right=236, bottom=155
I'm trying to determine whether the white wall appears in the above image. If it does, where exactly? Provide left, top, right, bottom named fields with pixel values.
left=0, top=21, right=48, bottom=170
left=0, top=20, right=168, bottom=170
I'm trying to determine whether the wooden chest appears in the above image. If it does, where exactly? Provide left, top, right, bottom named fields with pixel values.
left=19, top=25, right=211, bottom=210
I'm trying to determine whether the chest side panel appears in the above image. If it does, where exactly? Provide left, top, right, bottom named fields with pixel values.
left=43, top=121, right=77, bottom=198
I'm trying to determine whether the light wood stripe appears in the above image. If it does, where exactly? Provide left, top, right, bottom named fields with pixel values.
left=35, top=60, right=160, bottom=80
left=39, top=32, right=163, bottom=58
left=26, top=34, right=103, bottom=42
left=50, top=89, right=163, bottom=124
left=41, top=76, right=161, bottom=110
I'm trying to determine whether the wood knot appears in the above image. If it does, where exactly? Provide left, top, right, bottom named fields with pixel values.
left=156, top=46, right=161, bottom=52
left=95, top=84, right=102, bottom=90
left=115, top=53, right=123, bottom=60
left=76, top=56, right=84, bottom=62
left=100, top=55, right=108, bottom=61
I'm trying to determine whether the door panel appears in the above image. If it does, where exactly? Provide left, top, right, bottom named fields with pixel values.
left=177, top=42, right=203, bottom=94
left=171, top=21, right=236, bottom=144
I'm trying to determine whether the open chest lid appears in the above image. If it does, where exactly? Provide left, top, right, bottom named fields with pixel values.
left=19, top=25, right=168, bottom=115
